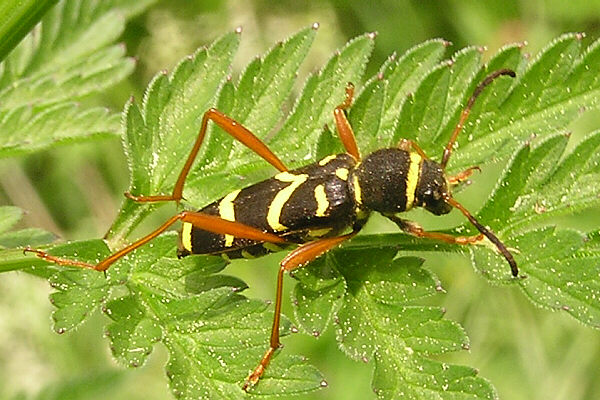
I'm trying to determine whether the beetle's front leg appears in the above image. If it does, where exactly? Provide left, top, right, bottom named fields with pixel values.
left=387, top=215, right=484, bottom=245
left=448, top=166, right=481, bottom=186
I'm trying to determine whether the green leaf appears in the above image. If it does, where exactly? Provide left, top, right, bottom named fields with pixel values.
left=390, top=36, right=573, bottom=172
left=292, top=34, right=600, bottom=398
left=402, top=46, right=485, bottom=151
left=129, top=32, right=241, bottom=195
left=47, top=240, right=115, bottom=332
left=295, top=250, right=495, bottom=399
left=475, top=131, right=600, bottom=233
left=185, top=25, right=319, bottom=204
left=377, top=39, right=449, bottom=141
left=373, top=354, right=495, bottom=400
left=41, top=232, right=324, bottom=397
left=270, top=32, right=375, bottom=164
left=349, top=79, right=386, bottom=154
left=0, top=206, right=54, bottom=272
left=447, top=34, right=600, bottom=172
left=107, top=30, right=241, bottom=244
left=474, top=227, right=600, bottom=328
left=395, top=64, right=452, bottom=150
left=458, top=131, right=600, bottom=327
left=183, top=28, right=370, bottom=208
left=0, top=227, right=55, bottom=249
left=441, top=47, right=484, bottom=132
left=162, top=290, right=322, bottom=399
left=25, top=31, right=600, bottom=400
left=229, top=26, right=319, bottom=159
left=104, top=295, right=162, bottom=367
left=393, top=46, right=491, bottom=161
left=292, top=256, right=346, bottom=336
left=0, top=0, right=156, bottom=156
left=510, top=132, right=600, bottom=231
left=0, top=206, right=23, bottom=233
left=100, top=235, right=323, bottom=398
left=0, top=104, right=120, bottom=157
left=348, top=37, right=600, bottom=333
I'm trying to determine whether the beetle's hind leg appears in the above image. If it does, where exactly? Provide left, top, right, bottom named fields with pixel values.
left=23, top=247, right=100, bottom=270
left=25, top=211, right=287, bottom=272
left=243, top=232, right=357, bottom=391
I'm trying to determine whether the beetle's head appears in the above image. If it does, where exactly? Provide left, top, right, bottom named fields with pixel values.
left=415, top=159, right=452, bottom=215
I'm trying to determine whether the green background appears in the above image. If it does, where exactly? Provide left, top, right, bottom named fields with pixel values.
left=1, top=1, right=600, bottom=399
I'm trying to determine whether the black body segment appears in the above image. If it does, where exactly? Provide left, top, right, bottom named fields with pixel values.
left=179, top=154, right=358, bottom=258
left=351, top=148, right=423, bottom=214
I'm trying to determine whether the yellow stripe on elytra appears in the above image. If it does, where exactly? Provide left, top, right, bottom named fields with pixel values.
left=352, top=174, right=362, bottom=205
left=218, top=189, right=241, bottom=247
left=267, top=172, right=308, bottom=231
left=405, top=152, right=422, bottom=210
left=318, top=155, right=337, bottom=166
left=314, top=184, right=329, bottom=217
left=335, top=168, right=349, bottom=181
left=181, top=222, right=193, bottom=252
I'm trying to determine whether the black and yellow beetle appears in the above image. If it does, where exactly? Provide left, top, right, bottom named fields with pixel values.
left=26, top=68, right=518, bottom=390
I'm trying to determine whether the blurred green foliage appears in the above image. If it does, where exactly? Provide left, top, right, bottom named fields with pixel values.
left=1, top=1, right=600, bottom=399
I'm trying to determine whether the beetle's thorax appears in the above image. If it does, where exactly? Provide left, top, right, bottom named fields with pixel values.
left=350, top=148, right=452, bottom=216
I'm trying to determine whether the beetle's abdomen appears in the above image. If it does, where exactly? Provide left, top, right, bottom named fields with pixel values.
left=178, top=154, right=358, bottom=258
left=351, top=148, right=422, bottom=214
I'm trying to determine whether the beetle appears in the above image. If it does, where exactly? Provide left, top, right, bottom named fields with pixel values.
left=25, top=68, right=518, bottom=390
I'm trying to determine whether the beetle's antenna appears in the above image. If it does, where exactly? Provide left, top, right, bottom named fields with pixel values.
left=441, top=69, right=516, bottom=170
left=444, top=194, right=518, bottom=277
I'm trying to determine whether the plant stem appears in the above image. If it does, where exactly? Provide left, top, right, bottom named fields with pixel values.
left=0, top=0, right=59, bottom=63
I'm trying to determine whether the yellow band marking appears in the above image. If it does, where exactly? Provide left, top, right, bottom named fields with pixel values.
left=219, top=189, right=241, bottom=247
left=314, top=184, right=329, bottom=217
left=318, top=155, right=337, bottom=166
left=181, top=222, right=193, bottom=252
left=352, top=174, right=362, bottom=205
left=267, top=172, right=308, bottom=231
left=335, top=168, right=349, bottom=181
left=405, top=152, right=422, bottom=210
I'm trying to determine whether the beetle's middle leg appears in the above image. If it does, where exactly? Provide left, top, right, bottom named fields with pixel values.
left=242, top=231, right=357, bottom=391
left=333, top=83, right=361, bottom=160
